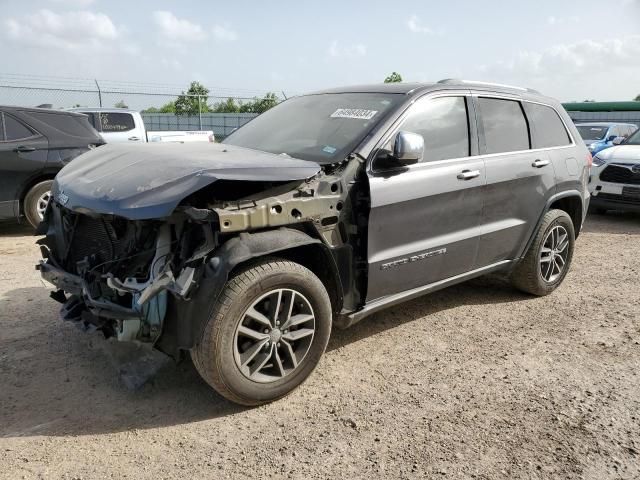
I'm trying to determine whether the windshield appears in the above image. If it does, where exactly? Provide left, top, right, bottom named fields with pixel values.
left=626, top=128, right=640, bottom=145
left=576, top=125, right=609, bottom=141
left=222, top=93, right=403, bottom=163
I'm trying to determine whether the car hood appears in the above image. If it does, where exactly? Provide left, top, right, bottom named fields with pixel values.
left=595, top=145, right=640, bottom=164
left=52, top=142, right=321, bottom=220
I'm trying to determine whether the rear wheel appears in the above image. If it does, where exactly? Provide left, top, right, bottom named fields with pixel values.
left=23, top=180, right=53, bottom=228
left=192, top=259, right=332, bottom=406
left=511, top=209, right=575, bottom=296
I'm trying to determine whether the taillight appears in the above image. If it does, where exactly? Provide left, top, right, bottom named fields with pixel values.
left=586, top=152, right=593, bottom=168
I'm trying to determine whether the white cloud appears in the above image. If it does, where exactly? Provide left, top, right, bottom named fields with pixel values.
left=212, top=24, right=238, bottom=41
left=407, top=14, right=433, bottom=34
left=161, top=57, right=182, bottom=70
left=547, top=16, right=580, bottom=26
left=328, top=40, right=366, bottom=58
left=4, top=9, right=119, bottom=50
left=478, top=34, right=640, bottom=99
left=153, top=11, right=206, bottom=42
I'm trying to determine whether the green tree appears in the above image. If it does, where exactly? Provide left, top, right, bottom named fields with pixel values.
left=384, top=72, right=403, bottom=83
left=142, top=101, right=176, bottom=113
left=114, top=100, right=128, bottom=109
left=211, top=97, right=240, bottom=113
left=175, top=81, right=210, bottom=116
left=635, top=94, right=640, bottom=101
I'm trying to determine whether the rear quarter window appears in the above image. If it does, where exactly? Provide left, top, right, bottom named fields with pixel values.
left=27, top=111, right=97, bottom=138
left=523, top=103, right=571, bottom=148
left=99, top=112, right=135, bottom=132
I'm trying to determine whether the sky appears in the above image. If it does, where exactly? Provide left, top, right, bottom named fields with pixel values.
left=1, top=0, right=640, bottom=103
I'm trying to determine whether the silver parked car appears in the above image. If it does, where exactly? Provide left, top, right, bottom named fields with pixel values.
left=589, top=127, right=640, bottom=213
left=37, top=80, right=591, bottom=405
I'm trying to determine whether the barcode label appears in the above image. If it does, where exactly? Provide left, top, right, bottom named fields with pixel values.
left=330, top=108, right=378, bottom=120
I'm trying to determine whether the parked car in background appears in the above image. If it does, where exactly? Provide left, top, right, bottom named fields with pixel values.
left=38, top=80, right=590, bottom=405
left=575, top=122, right=637, bottom=155
left=69, top=108, right=214, bottom=144
left=589, top=127, right=640, bottom=213
left=0, top=106, right=104, bottom=227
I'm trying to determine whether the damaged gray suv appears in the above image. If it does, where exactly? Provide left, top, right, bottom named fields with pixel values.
left=37, top=80, right=591, bottom=405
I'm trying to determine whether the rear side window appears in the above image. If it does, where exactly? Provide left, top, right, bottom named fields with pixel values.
left=478, top=98, right=529, bottom=154
left=2, top=113, right=36, bottom=141
left=28, top=111, right=97, bottom=138
left=399, top=96, right=470, bottom=161
left=99, top=112, right=135, bottom=132
left=523, top=103, right=571, bottom=148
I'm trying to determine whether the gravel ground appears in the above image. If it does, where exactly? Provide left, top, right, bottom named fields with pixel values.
left=1, top=213, right=639, bottom=479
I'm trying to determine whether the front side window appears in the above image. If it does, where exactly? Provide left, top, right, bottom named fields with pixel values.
left=478, top=98, right=530, bottom=154
left=99, top=113, right=135, bottom=132
left=577, top=125, right=608, bottom=141
left=398, top=96, right=470, bottom=162
left=3, top=113, right=35, bottom=141
left=523, top=103, right=571, bottom=148
left=223, top=93, right=403, bottom=163
left=626, top=128, right=640, bottom=145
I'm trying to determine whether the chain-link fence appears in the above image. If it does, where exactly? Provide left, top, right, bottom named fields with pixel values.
left=0, top=73, right=287, bottom=139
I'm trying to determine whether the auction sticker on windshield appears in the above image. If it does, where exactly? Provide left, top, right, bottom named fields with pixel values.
left=330, top=108, right=378, bottom=120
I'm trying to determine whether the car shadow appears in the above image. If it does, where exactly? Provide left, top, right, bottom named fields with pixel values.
left=582, top=211, right=640, bottom=235
left=0, top=221, right=35, bottom=238
left=0, top=276, right=529, bottom=438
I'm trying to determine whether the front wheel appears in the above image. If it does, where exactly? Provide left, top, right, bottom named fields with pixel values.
left=511, top=209, right=575, bottom=296
left=192, top=259, right=332, bottom=406
left=24, top=180, right=53, bottom=228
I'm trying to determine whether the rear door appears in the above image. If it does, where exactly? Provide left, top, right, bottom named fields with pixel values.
left=95, top=112, right=141, bottom=143
left=0, top=112, right=49, bottom=219
left=474, top=96, right=557, bottom=266
left=366, top=92, right=486, bottom=301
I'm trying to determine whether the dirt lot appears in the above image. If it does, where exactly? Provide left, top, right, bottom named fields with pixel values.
left=1, top=213, right=639, bottom=480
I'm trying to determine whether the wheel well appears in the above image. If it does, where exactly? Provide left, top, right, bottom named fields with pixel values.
left=549, top=195, right=583, bottom=238
left=229, top=244, right=343, bottom=316
left=18, top=173, right=57, bottom=214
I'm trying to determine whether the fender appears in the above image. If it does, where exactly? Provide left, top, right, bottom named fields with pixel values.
left=156, top=227, right=343, bottom=357
left=517, top=189, right=585, bottom=260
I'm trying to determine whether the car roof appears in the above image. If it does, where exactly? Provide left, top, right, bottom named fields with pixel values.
left=68, top=107, right=138, bottom=114
left=309, top=79, right=545, bottom=98
left=0, top=105, right=86, bottom=117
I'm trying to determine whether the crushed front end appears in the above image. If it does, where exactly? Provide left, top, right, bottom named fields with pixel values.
left=37, top=200, right=213, bottom=345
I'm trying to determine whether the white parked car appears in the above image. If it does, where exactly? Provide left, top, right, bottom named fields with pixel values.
left=69, top=108, right=214, bottom=144
left=589, top=127, right=640, bottom=214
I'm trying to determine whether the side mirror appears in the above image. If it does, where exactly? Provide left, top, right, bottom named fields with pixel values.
left=612, top=136, right=625, bottom=145
left=393, top=131, right=424, bottom=164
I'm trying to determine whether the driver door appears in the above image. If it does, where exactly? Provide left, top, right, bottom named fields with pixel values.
left=366, top=93, right=486, bottom=301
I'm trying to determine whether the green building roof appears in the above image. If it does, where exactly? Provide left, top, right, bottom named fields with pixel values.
left=562, top=101, right=640, bottom=112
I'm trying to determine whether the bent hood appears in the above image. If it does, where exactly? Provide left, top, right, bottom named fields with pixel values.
left=52, top=142, right=321, bottom=220
left=595, top=145, right=640, bottom=164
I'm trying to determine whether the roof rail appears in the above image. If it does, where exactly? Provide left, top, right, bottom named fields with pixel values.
left=437, top=79, right=540, bottom=94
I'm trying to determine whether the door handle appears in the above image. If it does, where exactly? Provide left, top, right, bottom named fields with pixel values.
left=13, top=146, right=36, bottom=153
left=128, top=136, right=140, bottom=141
left=532, top=159, right=550, bottom=168
left=457, top=169, right=481, bottom=180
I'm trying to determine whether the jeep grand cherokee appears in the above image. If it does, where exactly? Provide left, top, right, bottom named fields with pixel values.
left=37, top=80, right=591, bottom=405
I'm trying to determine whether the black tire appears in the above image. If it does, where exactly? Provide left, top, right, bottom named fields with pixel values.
left=511, top=209, right=575, bottom=296
left=192, top=258, right=332, bottom=406
left=23, top=180, right=53, bottom=228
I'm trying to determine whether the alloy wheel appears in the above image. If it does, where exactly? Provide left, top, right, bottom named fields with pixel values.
left=233, top=288, right=316, bottom=383
left=539, top=225, right=569, bottom=283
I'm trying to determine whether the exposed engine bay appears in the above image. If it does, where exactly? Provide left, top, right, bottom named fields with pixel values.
left=37, top=151, right=367, bottom=357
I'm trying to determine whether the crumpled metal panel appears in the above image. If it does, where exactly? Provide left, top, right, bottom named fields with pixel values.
left=52, top=142, right=321, bottom=220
